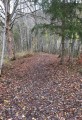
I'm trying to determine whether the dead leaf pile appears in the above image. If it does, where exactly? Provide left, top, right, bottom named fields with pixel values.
left=0, top=53, right=82, bottom=120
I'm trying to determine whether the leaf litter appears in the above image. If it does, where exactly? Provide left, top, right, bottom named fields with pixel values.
left=0, top=53, right=82, bottom=120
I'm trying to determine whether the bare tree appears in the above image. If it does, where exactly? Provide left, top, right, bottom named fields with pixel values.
left=0, top=0, right=21, bottom=60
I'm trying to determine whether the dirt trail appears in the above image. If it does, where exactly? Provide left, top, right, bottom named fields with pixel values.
left=0, top=53, right=82, bottom=120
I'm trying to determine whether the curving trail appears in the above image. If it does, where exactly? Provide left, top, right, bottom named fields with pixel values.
left=0, top=53, right=82, bottom=120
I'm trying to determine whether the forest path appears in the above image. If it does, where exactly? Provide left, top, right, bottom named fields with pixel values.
left=0, top=53, right=82, bottom=120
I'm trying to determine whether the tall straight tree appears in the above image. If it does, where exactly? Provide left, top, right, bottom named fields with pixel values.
left=0, top=0, right=7, bottom=75
left=0, top=0, right=21, bottom=60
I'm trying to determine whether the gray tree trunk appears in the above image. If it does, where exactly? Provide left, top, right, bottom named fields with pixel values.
left=0, top=0, right=7, bottom=76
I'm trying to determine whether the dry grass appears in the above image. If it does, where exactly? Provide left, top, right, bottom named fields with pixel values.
left=15, top=51, right=35, bottom=58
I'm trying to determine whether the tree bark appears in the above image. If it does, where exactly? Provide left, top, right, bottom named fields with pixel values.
left=6, top=14, right=15, bottom=60
left=60, top=16, right=65, bottom=64
left=68, top=39, right=75, bottom=63
left=0, top=0, right=7, bottom=76
left=60, top=35, right=65, bottom=64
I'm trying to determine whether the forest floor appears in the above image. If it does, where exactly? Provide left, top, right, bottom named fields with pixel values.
left=0, top=53, right=82, bottom=120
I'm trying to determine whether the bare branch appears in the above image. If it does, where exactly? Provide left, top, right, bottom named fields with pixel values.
left=0, top=5, right=5, bottom=13
left=10, top=0, right=19, bottom=19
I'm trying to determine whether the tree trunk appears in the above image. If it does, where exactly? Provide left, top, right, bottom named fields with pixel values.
left=54, top=34, right=57, bottom=54
left=77, top=40, right=81, bottom=57
left=0, top=0, right=7, bottom=76
left=60, top=35, right=65, bottom=64
left=60, top=17, right=65, bottom=64
left=0, top=28, right=6, bottom=76
left=68, top=39, right=74, bottom=62
left=6, top=16, right=15, bottom=60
